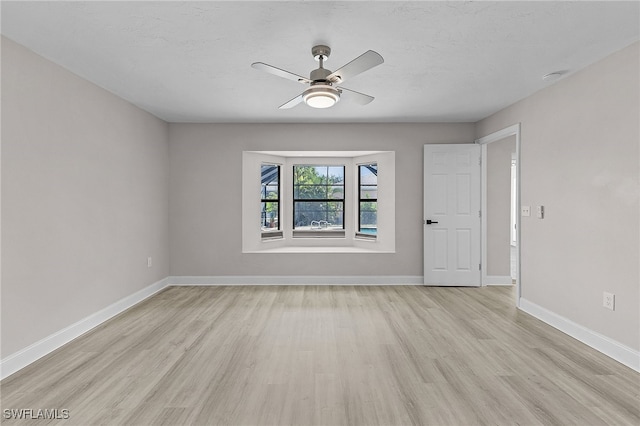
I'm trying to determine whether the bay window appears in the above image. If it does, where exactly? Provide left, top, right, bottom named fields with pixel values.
left=243, top=151, right=394, bottom=253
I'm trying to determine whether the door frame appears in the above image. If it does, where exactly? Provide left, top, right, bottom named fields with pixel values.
left=475, top=123, right=521, bottom=307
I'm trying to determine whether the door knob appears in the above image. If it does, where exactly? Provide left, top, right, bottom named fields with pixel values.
left=425, top=220, right=439, bottom=225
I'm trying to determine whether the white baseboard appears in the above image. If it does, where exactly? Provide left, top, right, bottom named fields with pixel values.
left=519, top=297, right=640, bottom=372
left=483, top=275, right=513, bottom=286
left=0, top=277, right=170, bottom=381
left=169, top=275, right=424, bottom=286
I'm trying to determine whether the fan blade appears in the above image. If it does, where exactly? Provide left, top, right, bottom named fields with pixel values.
left=327, top=50, right=384, bottom=84
left=279, top=93, right=304, bottom=109
left=252, top=62, right=311, bottom=84
left=337, top=86, right=375, bottom=105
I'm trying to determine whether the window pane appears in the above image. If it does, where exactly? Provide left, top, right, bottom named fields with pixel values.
left=360, top=186, right=377, bottom=199
left=328, top=166, right=344, bottom=184
left=359, top=201, right=377, bottom=234
left=262, top=164, right=279, bottom=185
left=261, top=165, right=279, bottom=199
left=359, top=164, right=377, bottom=236
left=261, top=201, right=279, bottom=230
left=314, top=166, right=329, bottom=184
left=295, top=201, right=326, bottom=212
left=326, top=202, right=344, bottom=227
left=265, top=184, right=279, bottom=198
left=261, top=164, right=280, bottom=231
left=294, top=201, right=324, bottom=227
left=329, top=185, right=344, bottom=199
left=294, top=165, right=328, bottom=185
left=360, top=164, right=377, bottom=183
left=294, top=184, right=327, bottom=199
left=294, top=201, right=343, bottom=229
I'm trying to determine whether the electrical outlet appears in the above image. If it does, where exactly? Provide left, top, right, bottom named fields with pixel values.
left=603, top=292, right=615, bottom=311
left=522, top=206, right=531, bottom=217
left=147, top=257, right=153, bottom=268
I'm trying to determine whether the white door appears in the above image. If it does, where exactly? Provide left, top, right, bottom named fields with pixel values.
left=424, top=144, right=481, bottom=286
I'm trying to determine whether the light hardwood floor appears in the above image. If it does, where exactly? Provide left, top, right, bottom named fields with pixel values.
left=1, top=285, right=639, bottom=425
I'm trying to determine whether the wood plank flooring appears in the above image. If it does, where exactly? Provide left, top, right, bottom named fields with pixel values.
left=1, top=285, right=639, bottom=425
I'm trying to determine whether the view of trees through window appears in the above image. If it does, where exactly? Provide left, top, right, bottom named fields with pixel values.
left=359, top=164, right=378, bottom=235
left=260, top=164, right=280, bottom=231
left=293, top=165, right=344, bottom=230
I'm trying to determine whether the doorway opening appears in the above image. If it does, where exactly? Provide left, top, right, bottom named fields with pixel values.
left=510, top=153, right=517, bottom=281
left=476, top=124, right=521, bottom=307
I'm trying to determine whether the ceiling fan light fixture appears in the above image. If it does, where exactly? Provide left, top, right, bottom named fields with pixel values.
left=303, top=85, right=340, bottom=108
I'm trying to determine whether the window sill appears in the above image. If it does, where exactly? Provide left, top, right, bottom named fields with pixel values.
left=245, top=246, right=394, bottom=254
left=292, top=230, right=345, bottom=238
left=261, top=231, right=284, bottom=240
left=355, top=233, right=377, bottom=240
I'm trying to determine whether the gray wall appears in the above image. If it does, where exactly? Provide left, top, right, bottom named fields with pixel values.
left=1, top=37, right=170, bottom=357
left=476, top=42, right=639, bottom=350
left=486, top=136, right=516, bottom=277
left=168, top=123, right=475, bottom=277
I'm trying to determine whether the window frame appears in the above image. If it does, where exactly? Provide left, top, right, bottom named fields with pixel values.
left=260, top=163, right=282, bottom=239
left=292, top=164, right=346, bottom=238
left=357, top=163, right=378, bottom=240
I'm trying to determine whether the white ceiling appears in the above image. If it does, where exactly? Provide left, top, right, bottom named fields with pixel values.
left=2, top=1, right=638, bottom=123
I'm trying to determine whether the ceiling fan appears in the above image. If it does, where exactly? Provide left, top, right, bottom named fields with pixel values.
left=251, top=45, right=384, bottom=109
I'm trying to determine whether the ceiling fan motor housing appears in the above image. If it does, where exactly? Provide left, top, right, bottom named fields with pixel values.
left=310, top=67, right=332, bottom=82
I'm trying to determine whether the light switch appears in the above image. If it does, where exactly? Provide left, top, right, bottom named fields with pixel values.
left=522, top=206, right=531, bottom=217
left=536, top=205, right=544, bottom=219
